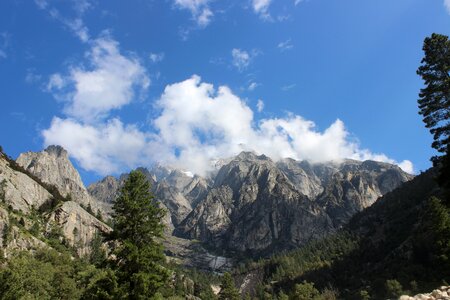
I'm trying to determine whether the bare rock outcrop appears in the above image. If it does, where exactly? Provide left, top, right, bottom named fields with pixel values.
left=88, top=150, right=412, bottom=255
left=399, top=286, right=450, bottom=300
left=175, top=152, right=412, bottom=254
left=17, top=145, right=106, bottom=214
left=49, top=201, right=111, bottom=256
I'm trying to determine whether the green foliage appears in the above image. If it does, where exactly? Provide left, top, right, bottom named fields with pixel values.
left=277, top=290, right=289, bottom=300
left=417, top=33, right=450, bottom=202
left=359, top=290, right=370, bottom=300
left=81, top=267, right=119, bottom=300
left=86, top=203, right=93, bottom=215
left=219, top=272, right=240, bottom=300
left=417, top=33, right=450, bottom=158
left=0, top=179, right=6, bottom=202
left=0, top=248, right=107, bottom=300
left=385, top=279, right=403, bottom=298
left=0, top=251, right=55, bottom=299
left=96, top=209, right=103, bottom=222
left=234, top=170, right=448, bottom=298
left=412, top=196, right=450, bottom=275
left=89, top=231, right=106, bottom=266
left=110, top=169, right=169, bottom=298
left=291, top=281, right=321, bottom=300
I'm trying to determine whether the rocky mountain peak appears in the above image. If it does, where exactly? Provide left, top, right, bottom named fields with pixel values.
left=16, top=145, right=105, bottom=213
left=44, top=145, right=68, bottom=158
left=234, top=151, right=271, bottom=163
left=86, top=150, right=412, bottom=256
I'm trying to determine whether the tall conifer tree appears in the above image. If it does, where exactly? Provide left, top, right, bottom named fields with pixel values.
left=111, top=170, right=169, bottom=298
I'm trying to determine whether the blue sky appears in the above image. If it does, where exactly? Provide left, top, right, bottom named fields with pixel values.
left=1, top=0, right=449, bottom=185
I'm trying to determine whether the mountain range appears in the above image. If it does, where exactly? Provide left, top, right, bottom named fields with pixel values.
left=1, top=145, right=412, bottom=261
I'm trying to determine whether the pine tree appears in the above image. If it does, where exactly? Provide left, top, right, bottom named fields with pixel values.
left=417, top=33, right=450, bottom=160
left=110, top=170, right=169, bottom=298
left=291, top=281, right=320, bottom=300
left=89, top=231, right=106, bottom=267
left=417, top=33, right=450, bottom=201
left=218, top=272, right=240, bottom=300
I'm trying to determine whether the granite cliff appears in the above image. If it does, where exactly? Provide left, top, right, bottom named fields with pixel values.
left=89, top=151, right=412, bottom=255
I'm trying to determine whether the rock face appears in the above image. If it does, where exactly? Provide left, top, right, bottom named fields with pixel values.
left=0, top=150, right=110, bottom=257
left=0, top=144, right=414, bottom=265
left=49, top=201, right=111, bottom=256
left=399, top=286, right=450, bottom=300
left=89, top=150, right=412, bottom=255
left=88, top=165, right=211, bottom=230
left=87, top=176, right=119, bottom=204
left=175, top=152, right=412, bottom=254
left=0, top=154, right=52, bottom=213
left=16, top=145, right=105, bottom=213
left=314, top=159, right=412, bottom=227
left=177, top=153, right=334, bottom=254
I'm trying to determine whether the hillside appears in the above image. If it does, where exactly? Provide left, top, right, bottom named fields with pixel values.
left=235, top=168, right=449, bottom=299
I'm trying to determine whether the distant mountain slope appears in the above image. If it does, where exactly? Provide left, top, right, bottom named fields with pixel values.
left=239, top=168, right=448, bottom=299
left=177, top=152, right=411, bottom=254
left=89, top=150, right=412, bottom=256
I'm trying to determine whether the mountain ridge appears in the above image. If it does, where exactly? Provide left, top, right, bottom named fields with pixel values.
left=87, top=149, right=413, bottom=256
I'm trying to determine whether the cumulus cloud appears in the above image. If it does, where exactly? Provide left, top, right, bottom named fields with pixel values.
left=445, top=0, right=450, bottom=14
left=42, top=117, right=150, bottom=174
left=174, top=0, right=213, bottom=27
left=252, top=0, right=272, bottom=19
left=150, top=76, right=413, bottom=174
left=47, top=36, right=149, bottom=123
left=43, top=75, right=413, bottom=176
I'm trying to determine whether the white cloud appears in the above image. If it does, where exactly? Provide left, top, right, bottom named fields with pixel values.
left=43, top=75, right=414, bottom=176
left=257, top=99, right=264, bottom=112
left=35, top=0, right=91, bottom=42
left=197, top=8, right=213, bottom=27
left=149, top=52, right=165, bottom=63
left=445, top=0, right=450, bottom=14
left=47, top=73, right=66, bottom=90
left=232, top=48, right=255, bottom=72
left=398, top=160, right=414, bottom=174
left=248, top=82, right=259, bottom=91
left=150, top=76, right=414, bottom=174
left=66, top=18, right=90, bottom=42
left=42, top=117, right=150, bottom=174
left=294, top=0, right=304, bottom=5
left=174, top=0, right=213, bottom=27
left=252, top=0, right=272, bottom=19
left=47, top=36, right=149, bottom=123
left=278, top=39, right=293, bottom=51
